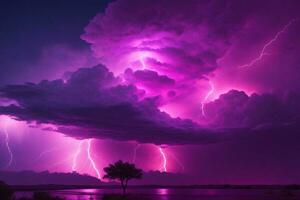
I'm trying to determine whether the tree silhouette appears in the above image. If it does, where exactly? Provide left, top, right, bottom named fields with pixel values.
left=103, top=160, right=142, bottom=195
left=0, top=181, right=14, bottom=200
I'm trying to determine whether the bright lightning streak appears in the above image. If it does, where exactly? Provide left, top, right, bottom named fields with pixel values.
left=35, top=147, right=62, bottom=163
left=201, top=81, right=214, bottom=118
left=48, top=156, right=74, bottom=171
left=138, top=54, right=168, bottom=173
left=158, top=147, right=167, bottom=172
left=2, top=119, right=13, bottom=168
left=132, top=144, right=140, bottom=163
left=87, top=139, right=101, bottom=179
left=72, top=140, right=84, bottom=172
left=168, top=151, right=185, bottom=172
left=139, top=52, right=147, bottom=70
left=238, top=19, right=296, bottom=68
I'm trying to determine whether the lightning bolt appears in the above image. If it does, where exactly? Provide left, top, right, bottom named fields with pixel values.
left=2, top=119, right=13, bottom=168
left=72, top=140, right=84, bottom=172
left=133, top=144, right=171, bottom=173
left=158, top=147, right=167, bottom=172
left=48, top=156, right=74, bottom=171
left=201, top=81, right=214, bottom=118
left=168, top=151, right=185, bottom=172
left=132, top=144, right=140, bottom=163
left=72, top=139, right=101, bottom=179
left=238, top=19, right=296, bottom=68
left=139, top=52, right=147, bottom=70
left=35, top=147, right=62, bottom=163
left=87, top=139, right=101, bottom=179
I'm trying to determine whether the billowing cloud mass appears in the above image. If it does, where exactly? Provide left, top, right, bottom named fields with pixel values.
left=80, top=0, right=252, bottom=119
left=205, top=90, right=300, bottom=128
left=1, top=0, right=300, bottom=146
left=0, top=65, right=223, bottom=145
left=81, top=0, right=300, bottom=80
left=0, top=65, right=299, bottom=145
left=81, top=0, right=300, bottom=118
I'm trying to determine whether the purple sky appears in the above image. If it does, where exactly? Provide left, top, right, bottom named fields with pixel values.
left=0, top=0, right=300, bottom=184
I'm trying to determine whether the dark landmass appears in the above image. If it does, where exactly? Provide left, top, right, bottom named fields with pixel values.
left=1, top=170, right=300, bottom=192
left=0, top=170, right=197, bottom=186
left=0, top=170, right=102, bottom=186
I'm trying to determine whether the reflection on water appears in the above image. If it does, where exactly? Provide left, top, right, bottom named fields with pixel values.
left=156, top=188, right=169, bottom=195
left=155, top=189, right=170, bottom=200
left=16, top=188, right=300, bottom=200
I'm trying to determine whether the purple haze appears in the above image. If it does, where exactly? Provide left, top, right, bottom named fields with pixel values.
left=0, top=0, right=300, bottom=184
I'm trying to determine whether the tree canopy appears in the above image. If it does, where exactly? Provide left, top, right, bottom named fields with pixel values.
left=103, top=160, right=142, bottom=195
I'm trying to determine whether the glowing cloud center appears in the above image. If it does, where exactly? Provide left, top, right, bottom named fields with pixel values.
left=139, top=52, right=147, bottom=69
left=136, top=55, right=169, bottom=172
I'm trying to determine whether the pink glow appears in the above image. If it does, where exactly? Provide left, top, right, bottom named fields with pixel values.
left=159, top=147, right=167, bottom=172
left=132, top=144, right=141, bottom=163
left=0, top=0, right=299, bottom=186
left=71, top=139, right=101, bottom=179
left=158, top=104, right=180, bottom=118
left=72, top=140, right=84, bottom=172
left=156, top=188, right=169, bottom=195
left=168, top=151, right=185, bottom=172
left=0, top=116, right=24, bottom=168
left=238, top=19, right=296, bottom=68
left=87, top=139, right=101, bottom=179
left=201, top=81, right=215, bottom=118
left=128, top=51, right=155, bottom=71
left=139, top=52, right=147, bottom=70
left=2, top=118, right=13, bottom=167
left=35, top=146, right=62, bottom=163
left=48, top=156, right=74, bottom=171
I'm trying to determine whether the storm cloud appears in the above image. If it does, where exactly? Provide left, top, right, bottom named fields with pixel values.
left=81, top=0, right=247, bottom=79
left=81, top=0, right=300, bottom=120
left=205, top=90, right=300, bottom=128
left=1, top=0, right=300, bottom=146
left=0, top=65, right=299, bottom=145
left=0, top=65, right=223, bottom=145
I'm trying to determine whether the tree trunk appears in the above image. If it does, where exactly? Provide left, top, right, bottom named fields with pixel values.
left=124, top=179, right=129, bottom=195
left=125, top=179, right=128, bottom=189
left=121, top=180, right=126, bottom=195
left=122, top=185, right=126, bottom=196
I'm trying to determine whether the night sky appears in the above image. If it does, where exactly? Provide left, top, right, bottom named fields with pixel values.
left=1, top=0, right=300, bottom=184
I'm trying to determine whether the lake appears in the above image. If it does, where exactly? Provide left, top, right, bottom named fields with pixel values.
left=15, top=188, right=300, bottom=200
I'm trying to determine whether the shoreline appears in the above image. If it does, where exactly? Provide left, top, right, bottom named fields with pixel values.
left=12, top=184, right=300, bottom=191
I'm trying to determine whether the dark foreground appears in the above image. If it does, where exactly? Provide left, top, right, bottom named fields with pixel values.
left=15, top=188, right=300, bottom=200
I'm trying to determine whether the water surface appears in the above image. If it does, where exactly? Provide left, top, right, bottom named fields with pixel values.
left=16, top=188, right=300, bottom=200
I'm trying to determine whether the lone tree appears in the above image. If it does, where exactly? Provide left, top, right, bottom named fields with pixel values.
left=103, top=160, right=142, bottom=195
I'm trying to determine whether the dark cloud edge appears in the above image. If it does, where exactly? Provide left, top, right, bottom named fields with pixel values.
left=0, top=65, right=299, bottom=145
